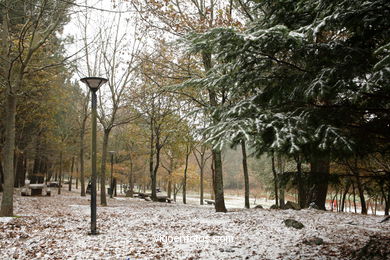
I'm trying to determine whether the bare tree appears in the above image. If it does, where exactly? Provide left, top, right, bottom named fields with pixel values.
left=193, top=141, right=212, bottom=205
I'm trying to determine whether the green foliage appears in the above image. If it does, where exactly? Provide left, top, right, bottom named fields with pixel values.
left=182, top=0, right=390, bottom=160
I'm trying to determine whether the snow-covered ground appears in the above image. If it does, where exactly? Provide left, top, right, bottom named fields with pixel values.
left=0, top=190, right=389, bottom=259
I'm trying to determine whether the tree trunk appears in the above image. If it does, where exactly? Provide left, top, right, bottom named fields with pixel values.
left=241, top=140, right=250, bottom=209
left=271, top=153, right=279, bottom=207
left=173, top=184, right=177, bottom=202
left=183, top=146, right=190, bottom=205
left=212, top=150, right=227, bottom=212
left=14, top=151, right=26, bottom=188
left=341, top=179, right=351, bottom=212
left=202, top=51, right=226, bottom=213
left=79, top=124, right=86, bottom=197
left=0, top=94, right=16, bottom=216
left=58, top=151, right=62, bottom=195
left=167, top=178, right=172, bottom=199
left=126, top=154, right=134, bottom=197
left=149, top=119, right=157, bottom=201
left=352, top=182, right=357, bottom=213
left=200, top=164, right=204, bottom=205
left=152, top=143, right=161, bottom=201
left=0, top=158, right=4, bottom=192
left=31, top=134, right=45, bottom=184
left=385, top=188, right=390, bottom=216
left=69, top=156, right=74, bottom=191
left=100, top=130, right=110, bottom=206
left=310, top=153, right=330, bottom=210
left=295, top=155, right=306, bottom=208
left=210, top=158, right=215, bottom=200
left=351, top=161, right=367, bottom=214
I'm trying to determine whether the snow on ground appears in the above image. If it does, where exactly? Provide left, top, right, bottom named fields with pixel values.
left=0, top=190, right=389, bottom=259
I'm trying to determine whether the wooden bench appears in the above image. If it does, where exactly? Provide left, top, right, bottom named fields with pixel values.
left=204, top=199, right=215, bottom=205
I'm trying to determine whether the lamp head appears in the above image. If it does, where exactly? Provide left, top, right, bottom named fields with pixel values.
left=80, top=77, right=108, bottom=91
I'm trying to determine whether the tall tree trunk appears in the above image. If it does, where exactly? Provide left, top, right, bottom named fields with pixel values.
left=149, top=119, right=156, bottom=200
left=241, top=140, right=250, bottom=209
left=14, top=151, right=26, bottom=188
left=200, top=163, right=204, bottom=205
left=310, top=153, right=330, bottom=210
left=183, top=146, right=190, bottom=205
left=126, top=154, right=134, bottom=197
left=100, top=130, right=110, bottom=206
left=385, top=188, right=390, bottom=216
left=69, top=156, right=74, bottom=191
left=352, top=182, right=357, bottom=213
left=271, top=153, right=279, bottom=207
left=167, top=178, right=172, bottom=199
left=353, top=172, right=367, bottom=214
left=295, top=155, right=306, bottom=208
left=0, top=158, right=4, bottom=192
left=202, top=51, right=226, bottom=213
left=58, top=151, right=63, bottom=195
left=210, top=158, right=215, bottom=200
left=0, top=94, right=16, bottom=216
left=349, top=159, right=367, bottom=214
left=79, top=124, right=86, bottom=196
left=151, top=143, right=161, bottom=201
left=173, top=184, right=177, bottom=202
left=212, top=150, right=227, bottom=212
left=341, top=179, right=351, bottom=212
left=167, top=156, right=173, bottom=199
left=31, top=133, right=45, bottom=184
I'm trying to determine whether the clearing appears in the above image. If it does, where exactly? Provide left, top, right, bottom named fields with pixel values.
left=0, top=191, right=389, bottom=259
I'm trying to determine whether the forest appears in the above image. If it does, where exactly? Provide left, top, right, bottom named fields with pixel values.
left=0, top=0, right=389, bottom=259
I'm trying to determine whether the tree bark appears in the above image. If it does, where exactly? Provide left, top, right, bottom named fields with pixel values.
left=295, top=155, right=307, bottom=208
left=14, top=151, right=26, bottom=188
left=183, top=146, right=190, bottom=205
left=69, top=156, right=74, bottom=191
left=341, top=179, right=351, bottom=212
left=310, top=153, right=330, bottom=210
left=200, top=163, right=204, bottom=205
left=241, top=140, right=250, bottom=209
left=271, top=153, right=279, bottom=207
left=353, top=172, right=367, bottom=214
left=212, top=151, right=227, bottom=212
left=79, top=123, right=86, bottom=196
left=0, top=94, right=16, bottom=216
left=202, top=51, right=226, bottom=212
left=385, top=188, right=390, bottom=216
left=58, top=151, right=63, bottom=195
left=126, top=154, right=134, bottom=197
left=0, top=158, right=4, bottom=192
left=100, top=130, right=110, bottom=206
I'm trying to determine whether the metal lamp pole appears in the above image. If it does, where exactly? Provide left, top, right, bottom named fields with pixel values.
left=80, top=77, right=108, bottom=235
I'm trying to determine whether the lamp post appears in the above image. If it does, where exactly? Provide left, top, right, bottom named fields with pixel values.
left=80, top=77, right=108, bottom=235
left=109, top=151, right=115, bottom=198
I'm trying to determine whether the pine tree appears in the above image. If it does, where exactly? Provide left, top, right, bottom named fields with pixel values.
left=182, top=0, right=390, bottom=209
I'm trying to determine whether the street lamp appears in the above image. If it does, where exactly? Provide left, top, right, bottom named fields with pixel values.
left=109, top=151, right=115, bottom=198
left=80, top=76, right=108, bottom=235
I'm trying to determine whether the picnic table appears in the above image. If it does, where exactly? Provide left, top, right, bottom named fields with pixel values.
left=21, top=181, right=50, bottom=196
